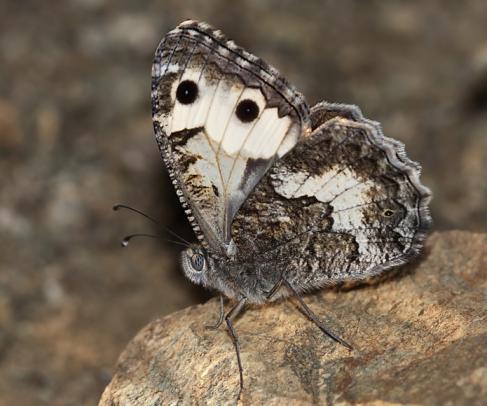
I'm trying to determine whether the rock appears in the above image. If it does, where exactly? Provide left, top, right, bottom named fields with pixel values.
left=99, top=231, right=487, bottom=405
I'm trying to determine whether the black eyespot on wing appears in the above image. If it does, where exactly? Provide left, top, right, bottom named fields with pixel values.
left=176, top=80, right=198, bottom=104
left=191, top=253, right=205, bottom=272
left=383, top=209, right=395, bottom=217
left=236, top=99, right=259, bottom=123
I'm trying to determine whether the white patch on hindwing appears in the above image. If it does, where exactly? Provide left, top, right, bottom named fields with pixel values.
left=273, top=162, right=417, bottom=261
left=273, top=165, right=373, bottom=229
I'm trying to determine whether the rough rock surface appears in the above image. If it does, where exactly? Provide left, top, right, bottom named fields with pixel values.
left=100, top=231, right=487, bottom=405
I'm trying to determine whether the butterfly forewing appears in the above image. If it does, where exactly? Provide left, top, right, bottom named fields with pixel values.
left=151, top=20, right=310, bottom=255
left=232, top=103, right=431, bottom=288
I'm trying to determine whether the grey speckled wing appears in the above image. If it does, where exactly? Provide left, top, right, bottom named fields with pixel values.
left=231, top=102, right=432, bottom=294
left=151, top=20, right=310, bottom=257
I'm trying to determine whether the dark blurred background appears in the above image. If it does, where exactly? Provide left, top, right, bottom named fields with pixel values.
left=0, top=0, right=486, bottom=404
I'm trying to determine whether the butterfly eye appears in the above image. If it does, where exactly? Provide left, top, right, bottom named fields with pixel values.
left=176, top=80, right=198, bottom=104
left=191, top=253, right=205, bottom=272
left=236, top=99, right=259, bottom=123
left=383, top=209, right=395, bottom=217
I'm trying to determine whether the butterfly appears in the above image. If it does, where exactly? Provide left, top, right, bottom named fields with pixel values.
left=150, top=20, right=432, bottom=397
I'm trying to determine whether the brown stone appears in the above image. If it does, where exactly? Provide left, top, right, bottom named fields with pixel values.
left=99, top=231, right=487, bottom=405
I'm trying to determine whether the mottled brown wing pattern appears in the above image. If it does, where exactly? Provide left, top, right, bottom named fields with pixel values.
left=151, top=20, right=310, bottom=256
left=231, top=102, right=431, bottom=290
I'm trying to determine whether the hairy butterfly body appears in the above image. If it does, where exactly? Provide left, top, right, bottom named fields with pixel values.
left=150, top=20, right=432, bottom=397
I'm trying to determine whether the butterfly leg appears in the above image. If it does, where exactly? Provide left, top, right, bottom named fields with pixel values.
left=205, top=294, right=225, bottom=330
left=281, top=278, right=353, bottom=351
left=265, top=277, right=283, bottom=300
left=225, top=297, right=247, bottom=399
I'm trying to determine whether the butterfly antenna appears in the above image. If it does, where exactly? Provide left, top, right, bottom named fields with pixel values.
left=113, top=203, right=191, bottom=246
left=121, top=233, right=189, bottom=248
left=113, top=203, right=159, bottom=224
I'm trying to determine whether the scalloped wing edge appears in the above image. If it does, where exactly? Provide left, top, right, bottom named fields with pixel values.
left=290, top=101, right=433, bottom=292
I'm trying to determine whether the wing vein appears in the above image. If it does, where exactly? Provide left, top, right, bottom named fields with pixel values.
left=288, top=134, right=352, bottom=198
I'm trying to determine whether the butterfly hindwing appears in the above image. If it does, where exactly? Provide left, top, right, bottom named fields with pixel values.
left=231, top=102, right=431, bottom=289
left=151, top=20, right=310, bottom=256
